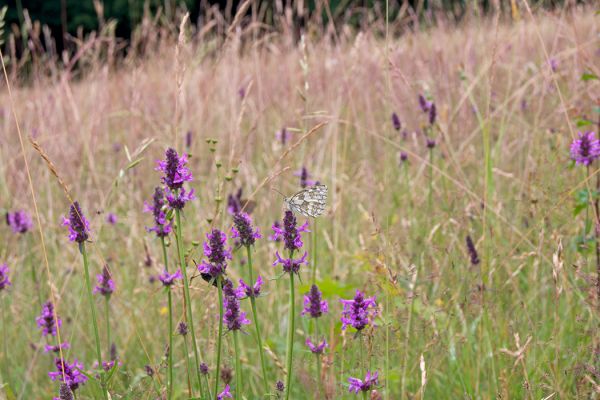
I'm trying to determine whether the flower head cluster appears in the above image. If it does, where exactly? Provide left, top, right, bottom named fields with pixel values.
left=302, top=284, right=328, bottom=318
left=276, top=380, right=285, bottom=392
left=178, top=322, right=188, bottom=336
left=217, top=384, right=233, bottom=400
left=306, top=338, right=328, bottom=355
left=399, top=152, right=408, bottom=163
left=6, top=210, right=32, bottom=234
left=418, top=94, right=436, bottom=125
left=340, top=290, right=377, bottom=331
left=391, top=112, right=401, bottom=131
left=570, top=131, right=600, bottom=166
left=56, top=383, right=74, bottom=400
left=93, top=265, right=115, bottom=297
left=106, top=213, right=117, bottom=225
left=294, top=167, right=316, bottom=188
left=273, top=251, right=308, bottom=275
left=44, top=342, right=70, bottom=353
left=158, top=269, right=182, bottom=287
left=144, top=187, right=172, bottom=237
left=199, top=362, right=209, bottom=375
left=48, top=358, right=88, bottom=391
left=37, top=301, right=62, bottom=337
left=62, top=202, right=89, bottom=243
left=198, top=229, right=232, bottom=279
left=239, top=276, right=263, bottom=298
left=271, top=211, right=309, bottom=252
left=155, top=148, right=195, bottom=209
left=465, top=235, right=480, bottom=265
left=348, top=371, right=379, bottom=394
left=269, top=221, right=282, bottom=242
left=232, top=212, right=261, bottom=247
left=0, top=263, right=11, bottom=291
left=426, top=138, right=436, bottom=149
left=223, top=279, right=250, bottom=331
left=276, top=127, right=291, bottom=145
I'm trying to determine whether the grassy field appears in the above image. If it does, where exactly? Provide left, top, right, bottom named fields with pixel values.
left=1, top=4, right=600, bottom=399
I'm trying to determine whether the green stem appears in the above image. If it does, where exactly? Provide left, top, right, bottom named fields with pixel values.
left=161, top=237, right=174, bottom=400
left=312, top=220, right=317, bottom=285
left=246, top=247, right=269, bottom=393
left=285, top=267, right=296, bottom=400
left=385, top=295, right=389, bottom=400
left=234, top=331, right=242, bottom=400
left=80, top=243, right=109, bottom=400
left=104, top=297, right=111, bottom=358
left=175, top=209, right=204, bottom=394
left=315, top=319, right=322, bottom=397
left=428, top=148, right=434, bottom=212
left=2, top=296, right=10, bottom=388
left=183, top=334, right=193, bottom=398
left=214, top=278, right=224, bottom=399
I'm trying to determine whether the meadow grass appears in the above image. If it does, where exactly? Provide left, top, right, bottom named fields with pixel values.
left=1, top=4, right=599, bottom=399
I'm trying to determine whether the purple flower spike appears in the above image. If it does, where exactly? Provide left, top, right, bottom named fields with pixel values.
left=223, top=280, right=250, bottom=331
left=0, top=263, right=11, bottom=291
left=276, top=127, right=291, bottom=145
left=37, top=301, right=62, bottom=337
left=294, top=167, right=316, bottom=188
left=62, top=202, right=90, bottom=243
left=302, top=284, right=328, bottom=318
left=58, top=383, right=74, bottom=400
left=570, top=131, right=600, bottom=166
left=306, top=337, right=328, bottom=355
left=199, top=362, right=209, bottom=375
left=348, top=371, right=379, bottom=394
left=269, top=221, right=282, bottom=242
left=391, top=112, right=401, bottom=131
left=106, top=213, right=117, bottom=225
left=217, top=384, right=233, bottom=400
left=418, top=94, right=432, bottom=113
left=271, top=211, right=310, bottom=252
left=466, top=235, right=480, bottom=265
left=273, top=251, right=308, bottom=275
left=156, top=148, right=193, bottom=191
left=165, top=187, right=195, bottom=210
left=429, top=103, right=437, bottom=125
left=426, top=138, right=436, bottom=149
left=399, top=152, right=408, bottom=163
left=6, top=210, right=33, bottom=234
left=340, top=290, right=378, bottom=331
left=185, top=130, right=193, bottom=148
left=178, top=322, right=188, bottom=336
left=239, top=276, right=263, bottom=298
left=93, top=265, right=115, bottom=297
left=144, top=187, right=172, bottom=237
left=232, top=212, right=261, bottom=247
left=198, top=229, right=232, bottom=279
left=549, top=58, right=559, bottom=72
left=276, top=380, right=285, bottom=392
left=158, top=269, right=182, bottom=287
left=44, top=342, right=70, bottom=353
left=48, top=358, right=88, bottom=391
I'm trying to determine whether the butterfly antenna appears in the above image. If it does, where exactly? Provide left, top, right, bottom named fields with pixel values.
left=270, top=187, right=286, bottom=198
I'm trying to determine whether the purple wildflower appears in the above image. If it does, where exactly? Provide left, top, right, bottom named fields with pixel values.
left=294, top=167, right=316, bottom=188
left=93, top=265, right=115, bottom=297
left=418, top=94, right=432, bottom=113
left=232, top=212, right=261, bottom=247
left=217, top=384, right=233, bottom=400
left=239, top=276, right=263, bottom=298
left=570, top=131, right=600, bottom=166
left=37, top=301, right=62, bottom=337
left=178, top=322, right=188, bottom=336
left=99, top=360, right=121, bottom=371
left=223, top=280, right=250, bottom=331
left=269, top=221, right=282, bottom=242
left=348, top=371, right=379, bottom=394
left=426, top=138, right=436, bottom=149
left=340, top=290, right=378, bottom=331
left=0, top=263, right=11, bottom=291
left=199, top=362, right=209, bottom=375
left=273, top=251, right=308, bottom=275
left=302, top=284, right=328, bottom=318
left=106, top=213, right=117, bottom=225
left=145, top=365, right=154, bottom=376
left=44, top=342, right=70, bottom=353
left=48, top=358, right=88, bottom=391
left=465, top=235, right=480, bottom=265
left=6, top=210, right=33, bottom=233
left=198, top=229, right=232, bottom=279
left=429, top=102, right=437, bottom=125
left=306, top=338, right=327, bottom=355
left=276, top=380, right=285, bottom=392
left=144, top=187, right=172, bottom=237
left=391, top=112, right=401, bottom=131
left=158, top=269, right=182, bottom=287
left=185, top=130, right=193, bottom=148
left=549, top=58, right=559, bottom=72
left=239, top=86, right=246, bottom=99
left=271, top=211, right=309, bottom=252
left=276, top=127, right=291, bottom=145
left=156, top=148, right=193, bottom=191
left=62, top=202, right=90, bottom=243
left=165, top=187, right=195, bottom=210
left=399, top=152, right=408, bottom=163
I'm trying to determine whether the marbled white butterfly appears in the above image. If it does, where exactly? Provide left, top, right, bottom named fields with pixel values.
left=284, top=184, right=328, bottom=218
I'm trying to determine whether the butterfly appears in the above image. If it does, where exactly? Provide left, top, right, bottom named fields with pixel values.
left=284, top=184, right=328, bottom=218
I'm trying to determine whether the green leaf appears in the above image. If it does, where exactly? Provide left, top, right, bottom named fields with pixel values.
left=126, top=158, right=144, bottom=171
left=581, top=72, right=598, bottom=81
left=576, top=118, right=594, bottom=127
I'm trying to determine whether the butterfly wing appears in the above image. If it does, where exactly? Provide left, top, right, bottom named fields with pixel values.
left=288, top=184, right=327, bottom=217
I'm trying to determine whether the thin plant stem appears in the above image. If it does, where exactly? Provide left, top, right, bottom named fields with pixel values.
left=312, top=220, right=317, bottom=284
left=80, top=243, right=109, bottom=400
left=160, top=236, right=174, bottom=400
left=234, top=330, right=242, bottom=400
left=214, top=277, right=224, bottom=399
left=385, top=295, right=390, bottom=400
left=2, top=296, right=10, bottom=389
left=359, top=332, right=366, bottom=400
left=284, top=257, right=296, bottom=400
left=428, top=148, right=434, bottom=212
left=315, top=318, right=322, bottom=397
left=246, top=246, right=269, bottom=393
left=104, top=297, right=111, bottom=359
left=594, top=172, right=600, bottom=311
left=175, top=209, right=204, bottom=394
left=182, top=334, right=193, bottom=398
